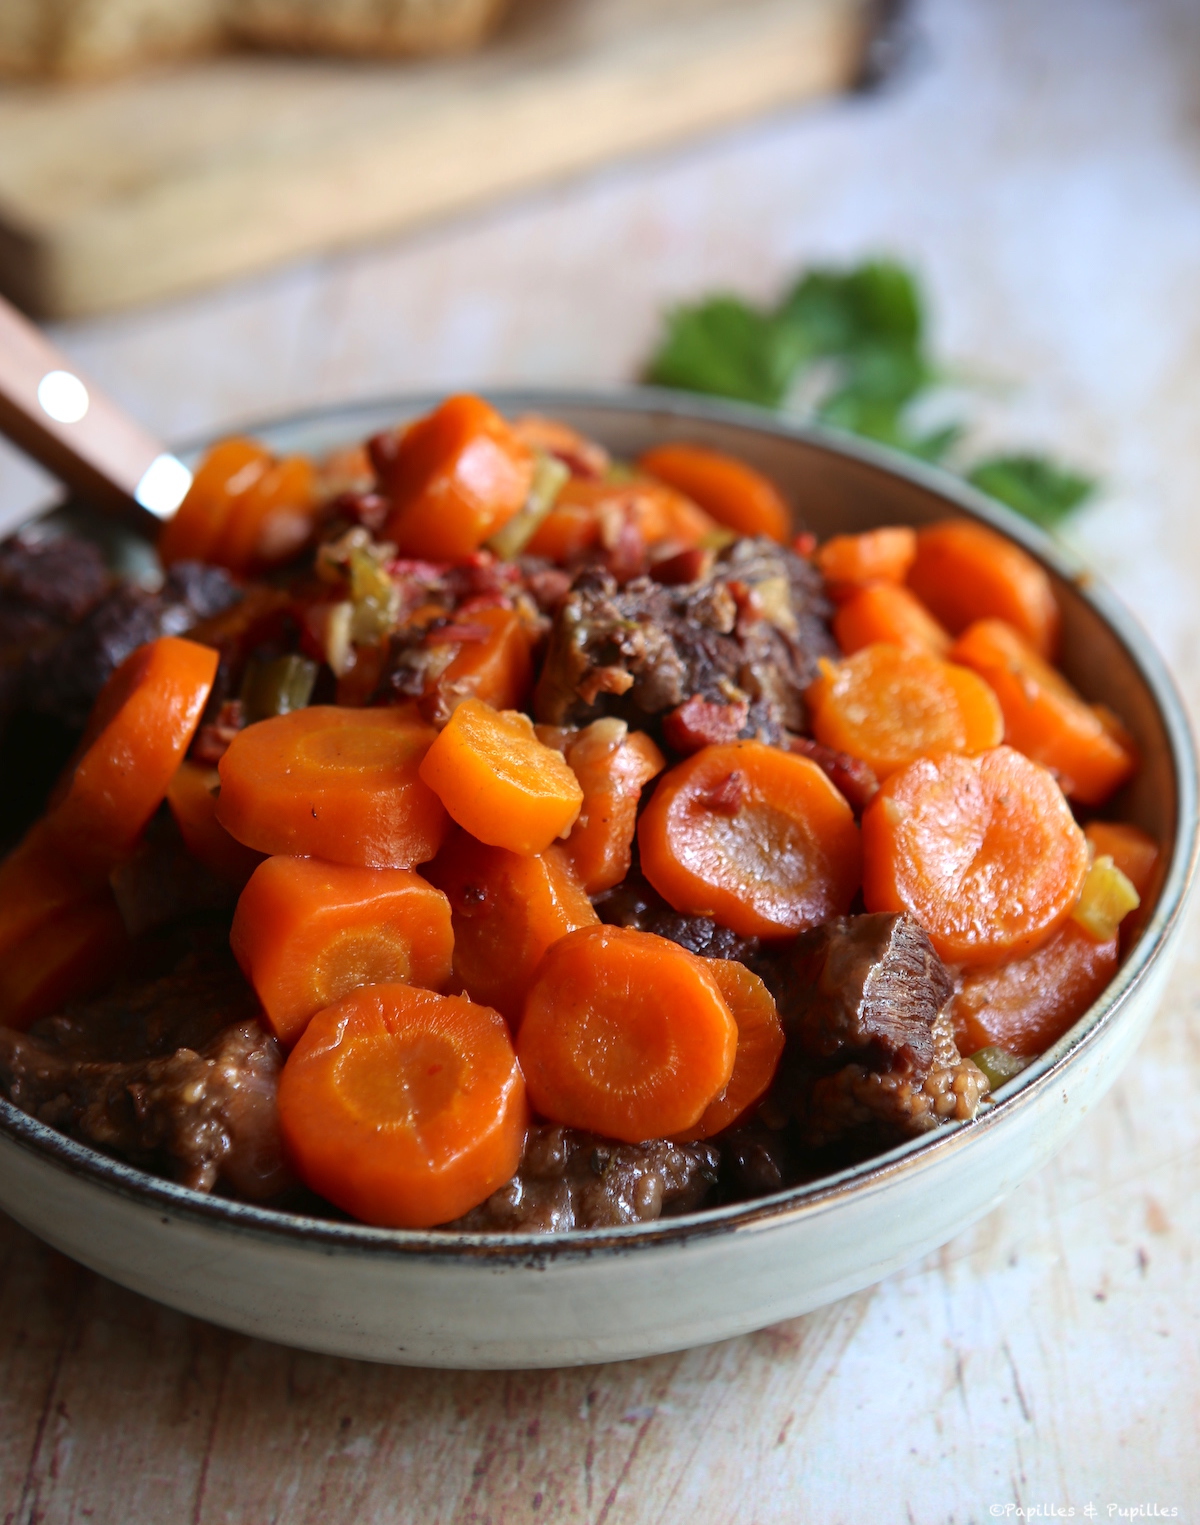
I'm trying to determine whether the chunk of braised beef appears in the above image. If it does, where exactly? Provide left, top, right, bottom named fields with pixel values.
left=776, top=912, right=951, bottom=1078
left=0, top=1018, right=290, bottom=1199
left=532, top=538, right=834, bottom=746
left=25, top=561, right=240, bottom=728
left=788, top=736, right=879, bottom=816
left=442, top=1124, right=720, bottom=1232
left=717, top=1121, right=797, bottom=1201
left=0, top=534, right=110, bottom=623
left=593, top=870, right=763, bottom=966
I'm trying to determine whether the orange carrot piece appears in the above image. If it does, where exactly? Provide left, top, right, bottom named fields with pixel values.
left=380, top=395, right=535, bottom=560
left=815, top=526, right=917, bottom=600
left=0, top=819, right=103, bottom=962
left=558, top=720, right=666, bottom=894
left=157, top=437, right=271, bottom=567
left=862, top=745, right=1089, bottom=966
left=950, top=921, right=1118, bottom=1058
left=166, top=761, right=264, bottom=887
left=517, top=925, right=737, bottom=1142
left=1083, top=821, right=1159, bottom=900
left=423, top=605, right=533, bottom=722
left=278, top=983, right=528, bottom=1227
left=47, top=636, right=218, bottom=873
left=807, top=644, right=1004, bottom=779
left=0, top=890, right=131, bottom=1031
left=673, top=959, right=785, bottom=1141
left=638, top=443, right=791, bottom=543
left=417, top=698, right=583, bottom=855
left=423, top=832, right=597, bottom=1024
left=950, top=619, right=1136, bottom=805
left=217, top=706, right=448, bottom=867
left=638, top=741, right=861, bottom=939
left=907, top=519, right=1060, bottom=657
left=231, top=856, right=454, bottom=1046
left=832, top=582, right=952, bottom=657
left=213, top=454, right=317, bottom=576
left=511, top=415, right=610, bottom=478
left=523, top=476, right=717, bottom=562
left=522, top=490, right=603, bottom=562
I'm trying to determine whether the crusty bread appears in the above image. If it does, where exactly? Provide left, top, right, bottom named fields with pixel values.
left=230, top=0, right=513, bottom=57
left=0, top=0, right=223, bottom=80
left=0, top=0, right=512, bottom=79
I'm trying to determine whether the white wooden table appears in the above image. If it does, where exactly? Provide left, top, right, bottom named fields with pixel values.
left=1, top=0, right=1198, bottom=1517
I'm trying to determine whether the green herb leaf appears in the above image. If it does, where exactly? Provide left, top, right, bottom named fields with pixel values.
left=644, top=295, right=795, bottom=408
left=967, top=454, right=1096, bottom=527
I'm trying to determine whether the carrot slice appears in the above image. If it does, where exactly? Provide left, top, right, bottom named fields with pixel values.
left=47, top=636, right=219, bottom=872
left=511, top=415, right=610, bottom=478
left=232, top=856, right=454, bottom=1046
left=950, top=619, right=1136, bottom=805
left=832, top=582, right=951, bottom=657
left=0, top=819, right=100, bottom=959
left=380, top=395, right=535, bottom=561
left=523, top=476, right=717, bottom=562
left=166, top=761, right=264, bottom=887
left=815, top=526, right=917, bottom=600
left=423, top=832, right=597, bottom=1024
left=417, top=698, right=583, bottom=855
left=0, top=890, right=131, bottom=1031
left=278, top=983, right=528, bottom=1228
left=638, top=741, right=861, bottom=938
left=517, top=925, right=737, bottom=1143
left=807, top=644, right=1004, bottom=779
left=862, top=745, right=1089, bottom=966
left=638, top=443, right=790, bottom=543
left=213, top=454, right=317, bottom=576
left=558, top=720, right=666, bottom=894
left=1084, top=821, right=1159, bottom=900
left=158, top=437, right=271, bottom=567
left=217, top=706, right=448, bottom=867
left=950, top=921, right=1118, bottom=1058
left=673, top=959, right=785, bottom=1141
left=907, top=519, right=1060, bottom=657
left=423, top=605, right=533, bottom=722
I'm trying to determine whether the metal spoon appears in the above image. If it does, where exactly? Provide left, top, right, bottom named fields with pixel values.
left=0, top=293, right=191, bottom=538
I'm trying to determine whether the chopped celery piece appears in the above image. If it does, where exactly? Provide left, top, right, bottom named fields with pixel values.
left=969, top=1046, right=1028, bottom=1092
left=241, top=653, right=319, bottom=722
left=487, top=453, right=569, bottom=560
left=1071, top=853, right=1140, bottom=942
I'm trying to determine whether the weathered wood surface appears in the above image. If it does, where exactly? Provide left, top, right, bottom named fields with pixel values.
left=0, top=0, right=1199, bottom=1517
left=0, top=0, right=871, bottom=320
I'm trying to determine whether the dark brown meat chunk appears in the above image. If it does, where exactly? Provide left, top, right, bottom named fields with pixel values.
left=25, top=561, right=240, bottom=727
left=0, top=1019, right=290, bottom=1199
left=443, top=1125, right=720, bottom=1232
left=776, top=912, right=951, bottom=1077
left=593, top=870, right=763, bottom=966
left=0, top=534, right=110, bottom=623
left=533, top=538, right=835, bottom=745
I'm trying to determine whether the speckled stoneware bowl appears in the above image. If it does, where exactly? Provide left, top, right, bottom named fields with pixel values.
left=0, top=390, right=1193, bottom=1369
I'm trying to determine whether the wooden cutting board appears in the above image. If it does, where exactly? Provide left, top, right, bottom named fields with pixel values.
left=0, top=0, right=874, bottom=320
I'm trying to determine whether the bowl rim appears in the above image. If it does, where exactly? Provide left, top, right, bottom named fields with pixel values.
left=4, top=385, right=1196, bottom=1266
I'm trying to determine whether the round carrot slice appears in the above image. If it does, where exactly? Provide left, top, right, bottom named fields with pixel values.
left=381, top=394, right=535, bottom=561
left=232, top=856, right=455, bottom=1046
left=950, top=619, right=1136, bottom=805
left=47, top=636, right=218, bottom=872
left=423, top=832, right=597, bottom=1025
left=417, top=698, right=583, bottom=856
left=815, top=526, right=917, bottom=600
left=558, top=720, right=666, bottom=894
left=638, top=443, right=790, bottom=542
left=862, top=745, right=1089, bottom=966
left=807, top=644, right=1004, bottom=778
left=214, top=454, right=316, bottom=576
left=638, top=741, right=861, bottom=938
left=217, top=706, right=448, bottom=867
left=278, top=984, right=528, bottom=1228
left=907, top=518, right=1060, bottom=657
left=517, top=925, right=737, bottom=1143
left=832, top=582, right=951, bottom=657
left=166, top=760, right=264, bottom=887
left=673, top=959, right=785, bottom=1141
left=0, top=889, right=131, bottom=1032
left=157, top=437, right=270, bottom=567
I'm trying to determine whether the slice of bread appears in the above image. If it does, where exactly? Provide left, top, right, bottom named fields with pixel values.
left=0, top=0, right=224, bottom=80
left=230, top=0, right=513, bottom=57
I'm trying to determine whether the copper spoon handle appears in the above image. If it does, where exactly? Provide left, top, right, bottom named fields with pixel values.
left=0, top=294, right=191, bottom=536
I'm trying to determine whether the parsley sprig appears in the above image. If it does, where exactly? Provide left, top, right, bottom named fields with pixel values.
left=644, top=260, right=1095, bottom=528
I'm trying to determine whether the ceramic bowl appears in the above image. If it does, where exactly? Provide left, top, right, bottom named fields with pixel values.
left=0, top=390, right=1193, bottom=1369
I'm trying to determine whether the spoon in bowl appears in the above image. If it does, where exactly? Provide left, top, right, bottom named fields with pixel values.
left=0, top=292, right=191, bottom=539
